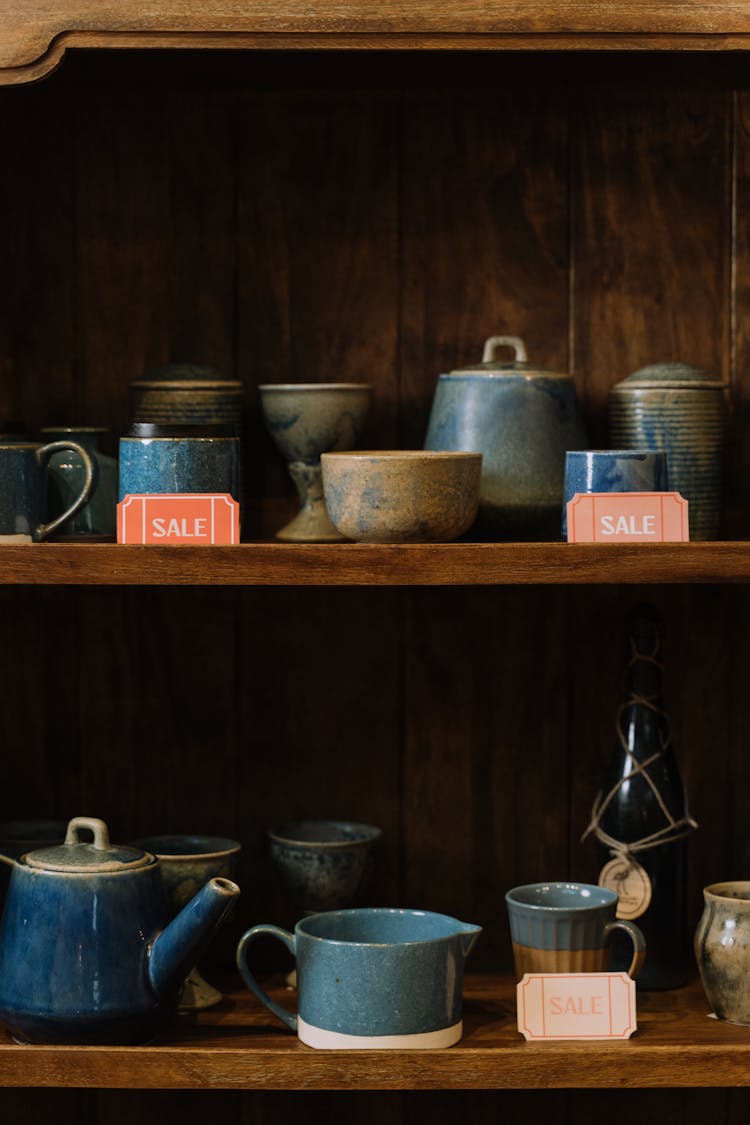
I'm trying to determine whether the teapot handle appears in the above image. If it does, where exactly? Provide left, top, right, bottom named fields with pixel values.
left=65, top=817, right=111, bottom=849
left=482, top=335, right=528, bottom=364
left=236, top=924, right=298, bottom=1032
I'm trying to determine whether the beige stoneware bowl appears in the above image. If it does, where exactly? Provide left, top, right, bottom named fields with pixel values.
left=320, top=451, right=482, bottom=543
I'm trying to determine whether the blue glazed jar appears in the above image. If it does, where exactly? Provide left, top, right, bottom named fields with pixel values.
left=119, top=424, right=240, bottom=501
left=237, top=907, right=481, bottom=1049
left=0, top=817, right=240, bottom=1044
left=425, top=336, right=588, bottom=540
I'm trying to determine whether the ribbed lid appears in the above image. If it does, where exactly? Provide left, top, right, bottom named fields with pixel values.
left=24, top=817, right=152, bottom=874
left=133, top=363, right=241, bottom=389
left=612, top=361, right=723, bottom=391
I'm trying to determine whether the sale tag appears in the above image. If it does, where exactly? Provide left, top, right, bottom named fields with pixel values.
left=566, top=492, right=689, bottom=543
left=117, top=494, right=240, bottom=545
left=516, top=972, right=636, bottom=1041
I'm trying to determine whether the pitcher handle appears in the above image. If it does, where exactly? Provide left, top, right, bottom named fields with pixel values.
left=236, top=924, right=298, bottom=1032
left=603, top=919, right=646, bottom=979
left=481, top=335, right=528, bottom=364
left=35, top=441, right=96, bottom=542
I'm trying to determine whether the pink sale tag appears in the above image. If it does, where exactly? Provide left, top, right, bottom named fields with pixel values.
left=117, top=494, right=240, bottom=545
left=566, top=492, right=689, bottom=543
left=516, top=972, right=637, bottom=1041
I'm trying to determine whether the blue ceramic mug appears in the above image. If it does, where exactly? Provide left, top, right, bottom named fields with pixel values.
left=0, top=441, right=95, bottom=542
left=236, top=907, right=481, bottom=1049
left=562, top=449, right=668, bottom=538
left=119, top=424, right=240, bottom=501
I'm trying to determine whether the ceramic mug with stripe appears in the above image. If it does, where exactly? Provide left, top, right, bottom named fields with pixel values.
left=505, top=882, right=646, bottom=978
left=236, top=907, right=481, bottom=1049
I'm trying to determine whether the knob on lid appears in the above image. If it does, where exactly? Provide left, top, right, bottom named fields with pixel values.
left=24, top=817, right=152, bottom=873
left=447, top=335, right=571, bottom=380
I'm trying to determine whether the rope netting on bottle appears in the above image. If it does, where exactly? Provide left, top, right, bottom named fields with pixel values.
left=582, top=638, right=698, bottom=860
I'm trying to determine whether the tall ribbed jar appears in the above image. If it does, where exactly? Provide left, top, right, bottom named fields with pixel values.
left=608, top=362, right=725, bottom=540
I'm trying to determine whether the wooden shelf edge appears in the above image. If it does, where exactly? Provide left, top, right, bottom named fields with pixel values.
left=0, top=541, right=749, bottom=586
left=0, top=977, right=747, bottom=1090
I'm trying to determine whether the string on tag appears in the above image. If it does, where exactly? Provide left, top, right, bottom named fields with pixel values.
left=581, top=638, right=698, bottom=860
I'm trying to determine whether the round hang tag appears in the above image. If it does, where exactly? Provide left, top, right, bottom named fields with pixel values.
left=599, top=856, right=652, bottom=920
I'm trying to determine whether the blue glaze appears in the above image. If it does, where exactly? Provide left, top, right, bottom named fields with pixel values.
left=237, top=907, right=481, bottom=1038
left=505, top=882, right=620, bottom=951
left=0, top=817, right=239, bottom=1044
left=562, top=449, right=668, bottom=537
left=118, top=436, right=240, bottom=500
left=0, top=442, right=95, bottom=541
left=425, top=371, right=588, bottom=540
left=268, top=820, right=380, bottom=913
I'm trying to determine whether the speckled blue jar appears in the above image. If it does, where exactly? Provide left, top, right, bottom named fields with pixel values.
left=562, top=449, right=668, bottom=538
left=236, top=907, right=481, bottom=1049
left=119, top=425, right=240, bottom=501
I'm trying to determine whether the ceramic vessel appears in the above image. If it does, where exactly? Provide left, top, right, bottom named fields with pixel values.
left=694, top=881, right=750, bottom=1024
left=259, top=383, right=371, bottom=542
left=562, top=449, right=669, bottom=538
left=321, top=451, right=482, bottom=543
left=119, top=424, right=240, bottom=501
left=237, top=907, right=481, bottom=1049
left=0, top=816, right=240, bottom=1044
left=269, top=821, right=381, bottom=914
left=41, top=427, right=118, bottom=539
left=132, top=834, right=242, bottom=1010
left=424, top=335, right=588, bottom=540
left=609, top=361, right=726, bottom=539
left=505, top=882, right=646, bottom=979
left=130, top=363, right=244, bottom=427
left=0, top=441, right=95, bottom=543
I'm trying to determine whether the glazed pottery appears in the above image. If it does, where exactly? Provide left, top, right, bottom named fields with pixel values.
left=0, top=441, right=95, bottom=543
left=130, top=363, right=244, bottom=427
left=0, top=820, right=67, bottom=906
left=237, top=907, right=481, bottom=1049
left=505, top=882, right=646, bottom=978
left=0, top=816, right=240, bottom=1044
left=268, top=821, right=381, bottom=914
left=321, top=451, right=482, bottom=543
left=42, top=427, right=118, bottom=539
left=609, top=362, right=726, bottom=540
left=132, top=834, right=242, bottom=1010
left=424, top=335, right=588, bottom=540
left=119, top=424, right=240, bottom=501
left=259, top=383, right=371, bottom=542
left=694, top=881, right=750, bottom=1024
left=562, top=449, right=669, bottom=537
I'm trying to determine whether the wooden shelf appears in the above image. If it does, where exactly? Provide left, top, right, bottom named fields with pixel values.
left=0, top=541, right=750, bottom=586
left=0, top=974, right=744, bottom=1090
left=4, top=1, right=750, bottom=86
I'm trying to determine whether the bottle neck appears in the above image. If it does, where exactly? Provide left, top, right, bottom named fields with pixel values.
left=619, top=633, right=669, bottom=762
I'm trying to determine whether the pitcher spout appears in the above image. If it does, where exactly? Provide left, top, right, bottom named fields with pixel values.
left=457, top=921, right=482, bottom=958
left=148, top=877, right=240, bottom=999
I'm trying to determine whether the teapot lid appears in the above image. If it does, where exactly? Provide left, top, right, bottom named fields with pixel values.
left=447, top=335, right=570, bottom=380
left=612, top=360, right=723, bottom=391
left=24, top=817, right=153, bottom=874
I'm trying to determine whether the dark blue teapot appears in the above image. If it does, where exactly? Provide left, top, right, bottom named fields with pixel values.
left=0, top=816, right=240, bottom=1044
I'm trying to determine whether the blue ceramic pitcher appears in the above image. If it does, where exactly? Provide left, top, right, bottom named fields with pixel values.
left=0, top=817, right=240, bottom=1044
left=237, top=907, right=481, bottom=1049
left=425, top=335, right=588, bottom=540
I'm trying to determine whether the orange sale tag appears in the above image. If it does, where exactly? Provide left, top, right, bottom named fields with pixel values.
left=516, top=972, right=636, bottom=1041
left=117, top=494, right=240, bottom=545
left=566, top=492, right=689, bottom=543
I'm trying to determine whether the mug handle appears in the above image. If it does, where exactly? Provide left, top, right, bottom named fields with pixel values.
left=481, top=335, right=528, bottom=364
left=603, top=919, right=647, bottom=979
left=236, top=924, right=298, bottom=1032
left=35, top=441, right=96, bottom=542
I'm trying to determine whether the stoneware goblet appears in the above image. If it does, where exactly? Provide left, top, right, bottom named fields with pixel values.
left=258, top=384, right=371, bottom=542
left=133, top=834, right=241, bottom=1010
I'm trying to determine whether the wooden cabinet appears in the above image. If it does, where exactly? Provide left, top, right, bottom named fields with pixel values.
left=2, top=7, right=750, bottom=1121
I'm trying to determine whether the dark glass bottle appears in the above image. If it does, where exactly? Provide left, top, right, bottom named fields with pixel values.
left=586, top=605, right=697, bottom=990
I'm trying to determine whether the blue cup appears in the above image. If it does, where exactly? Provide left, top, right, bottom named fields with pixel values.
left=0, top=441, right=95, bottom=542
left=236, top=907, right=481, bottom=1049
left=119, top=425, right=240, bottom=501
left=562, top=449, right=668, bottom=538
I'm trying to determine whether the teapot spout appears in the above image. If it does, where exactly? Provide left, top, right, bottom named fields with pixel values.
left=148, top=877, right=240, bottom=1000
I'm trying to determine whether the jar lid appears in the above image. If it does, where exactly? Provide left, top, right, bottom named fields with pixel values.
left=24, top=817, right=152, bottom=874
left=612, top=361, right=723, bottom=391
left=447, top=335, right=570, bottom=380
